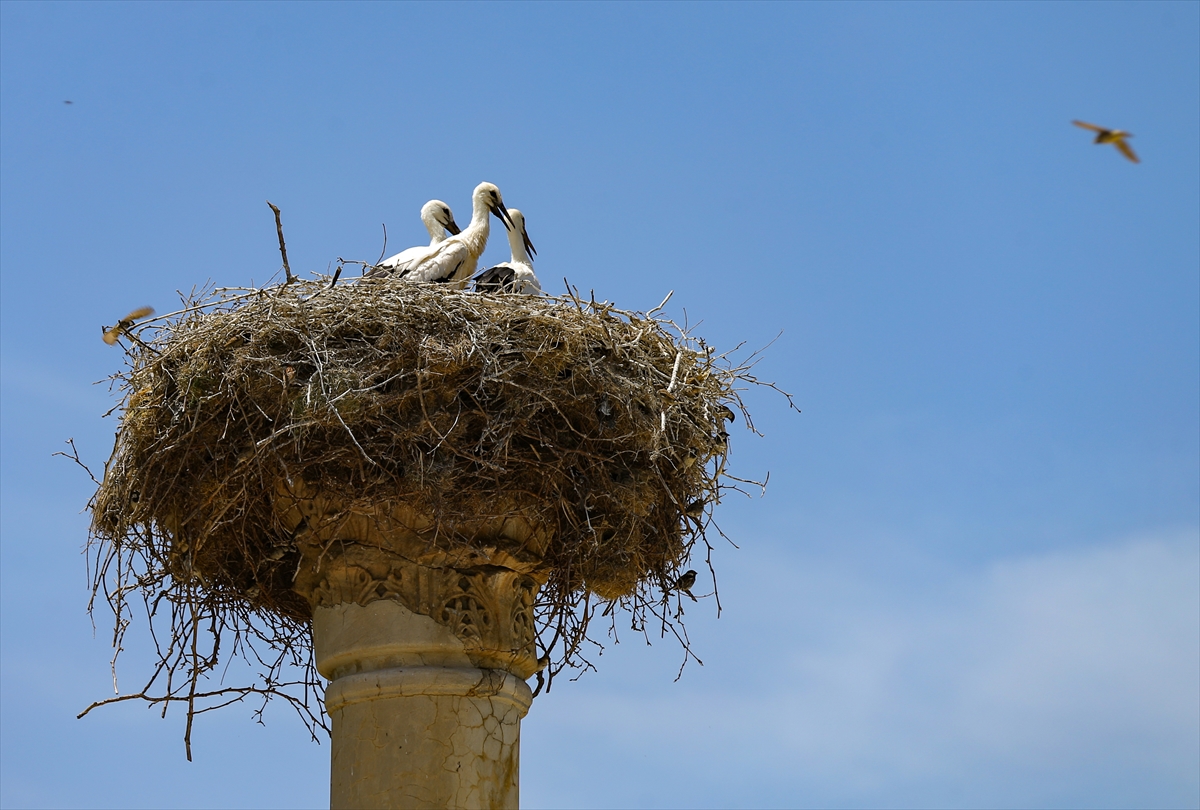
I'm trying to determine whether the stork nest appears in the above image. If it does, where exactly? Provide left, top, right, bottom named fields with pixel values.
left=81, top=276, right=788, bottom=755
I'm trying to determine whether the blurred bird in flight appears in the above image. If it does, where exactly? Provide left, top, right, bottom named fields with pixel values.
left=1072, top=120, right=1140, bottom=163
left=102, top=306, right=154, bottom=345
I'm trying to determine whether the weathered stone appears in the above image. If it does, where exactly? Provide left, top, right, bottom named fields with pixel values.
left=288, top=485, right=543, bottom=809
left=315, top=600, right=530, bottom=809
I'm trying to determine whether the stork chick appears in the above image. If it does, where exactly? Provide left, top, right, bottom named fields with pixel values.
left=368, top=200, right=461, bottom=278
left=474, top=208, right=542, bottom=295
left=396, top=182, right=514, bottom=286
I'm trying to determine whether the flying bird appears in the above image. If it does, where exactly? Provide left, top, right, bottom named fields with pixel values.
left=473, top=208, right=542, bottom=295
left=102, top=306, right=154, bottom=345
left=367, top=200, right=461, bottom=278
left=1072, top=120, right=1140, bottom=163
left=385, top=182, right=514, bottom=286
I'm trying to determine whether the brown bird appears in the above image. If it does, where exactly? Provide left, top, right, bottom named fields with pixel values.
left=1072, top=120, right=1139, bottom=163
left=102, top=306, right=154, bottom=345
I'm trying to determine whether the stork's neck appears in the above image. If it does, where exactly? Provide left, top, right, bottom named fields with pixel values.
left=455, top=199, right=492, bottom=256
left=421, top=211, right=445, bottom=245
left=507, top=225, right=532, bottom=265
left=468, top=195, right=493, bottom=230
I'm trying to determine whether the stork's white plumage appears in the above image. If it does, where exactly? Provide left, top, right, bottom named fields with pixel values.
left=392, top=182, right=513, bottom=286
left=473, top=209, right=543, bottom=295
left=367, top=200, right=461, bottom=278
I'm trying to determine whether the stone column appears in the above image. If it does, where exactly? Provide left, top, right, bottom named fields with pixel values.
left=315, top=596, right=532, bottom=809
left=282, top=485, right=547, bottom=810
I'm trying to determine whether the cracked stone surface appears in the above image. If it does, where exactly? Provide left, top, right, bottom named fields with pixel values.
left=316, top=599, right=532, bottom=809
left=331, top=687, right=523, bottom=808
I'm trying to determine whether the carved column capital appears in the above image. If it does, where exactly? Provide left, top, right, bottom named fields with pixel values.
left=279, top=481, right=546, bottom=680
left=303, top=561, right=540, bottom=679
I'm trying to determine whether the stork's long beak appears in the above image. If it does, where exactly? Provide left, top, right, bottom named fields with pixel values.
left=522, top=225, right=536, bottom=258
left=492, top=203, right=515, bottom=231
left=445, top=218, right=462, bottom=236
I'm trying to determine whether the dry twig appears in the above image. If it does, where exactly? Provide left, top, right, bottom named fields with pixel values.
left=266, top=201, right=295, bottom=285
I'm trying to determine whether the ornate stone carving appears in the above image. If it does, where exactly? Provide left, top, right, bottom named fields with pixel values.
left=279, top=479, right=547, bottom=679
left=311, top=565, right=400, bottom=609
left=304, top=561, right=539, bottom=677
left=440, top=576, right=492, bottom=643
left=511, top=576, right=537, bottom=650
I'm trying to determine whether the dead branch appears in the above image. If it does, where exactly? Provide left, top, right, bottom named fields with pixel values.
left=266, top=201, right=295, bottom=284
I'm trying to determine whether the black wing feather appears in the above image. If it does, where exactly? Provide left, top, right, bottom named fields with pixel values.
left=474, top=265, right=516, bottom=293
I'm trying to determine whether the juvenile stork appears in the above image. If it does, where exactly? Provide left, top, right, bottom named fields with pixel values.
left=474, top=208, right=543, bottom=295
left=367, top=200, right=461, bottom=278
left=393, top=182, right=514, bottom=286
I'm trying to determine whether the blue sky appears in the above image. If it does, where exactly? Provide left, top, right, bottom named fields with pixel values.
left=1, top=2, right=1197, bottom=808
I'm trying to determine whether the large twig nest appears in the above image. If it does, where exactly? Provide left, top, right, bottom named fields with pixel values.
left=93, top=280, right=747, bottom=618
left=82, top=277, right=786, bottom=749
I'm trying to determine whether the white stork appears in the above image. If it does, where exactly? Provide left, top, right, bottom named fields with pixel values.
left=391, top=182, right=513, bottom=287
left=473, top=209, right=543, bottom=295
left=367, top=200, right=461, bottom=278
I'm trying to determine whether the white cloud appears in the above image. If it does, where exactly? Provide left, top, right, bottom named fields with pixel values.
left=524, top=530, right=1200, bottom=809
